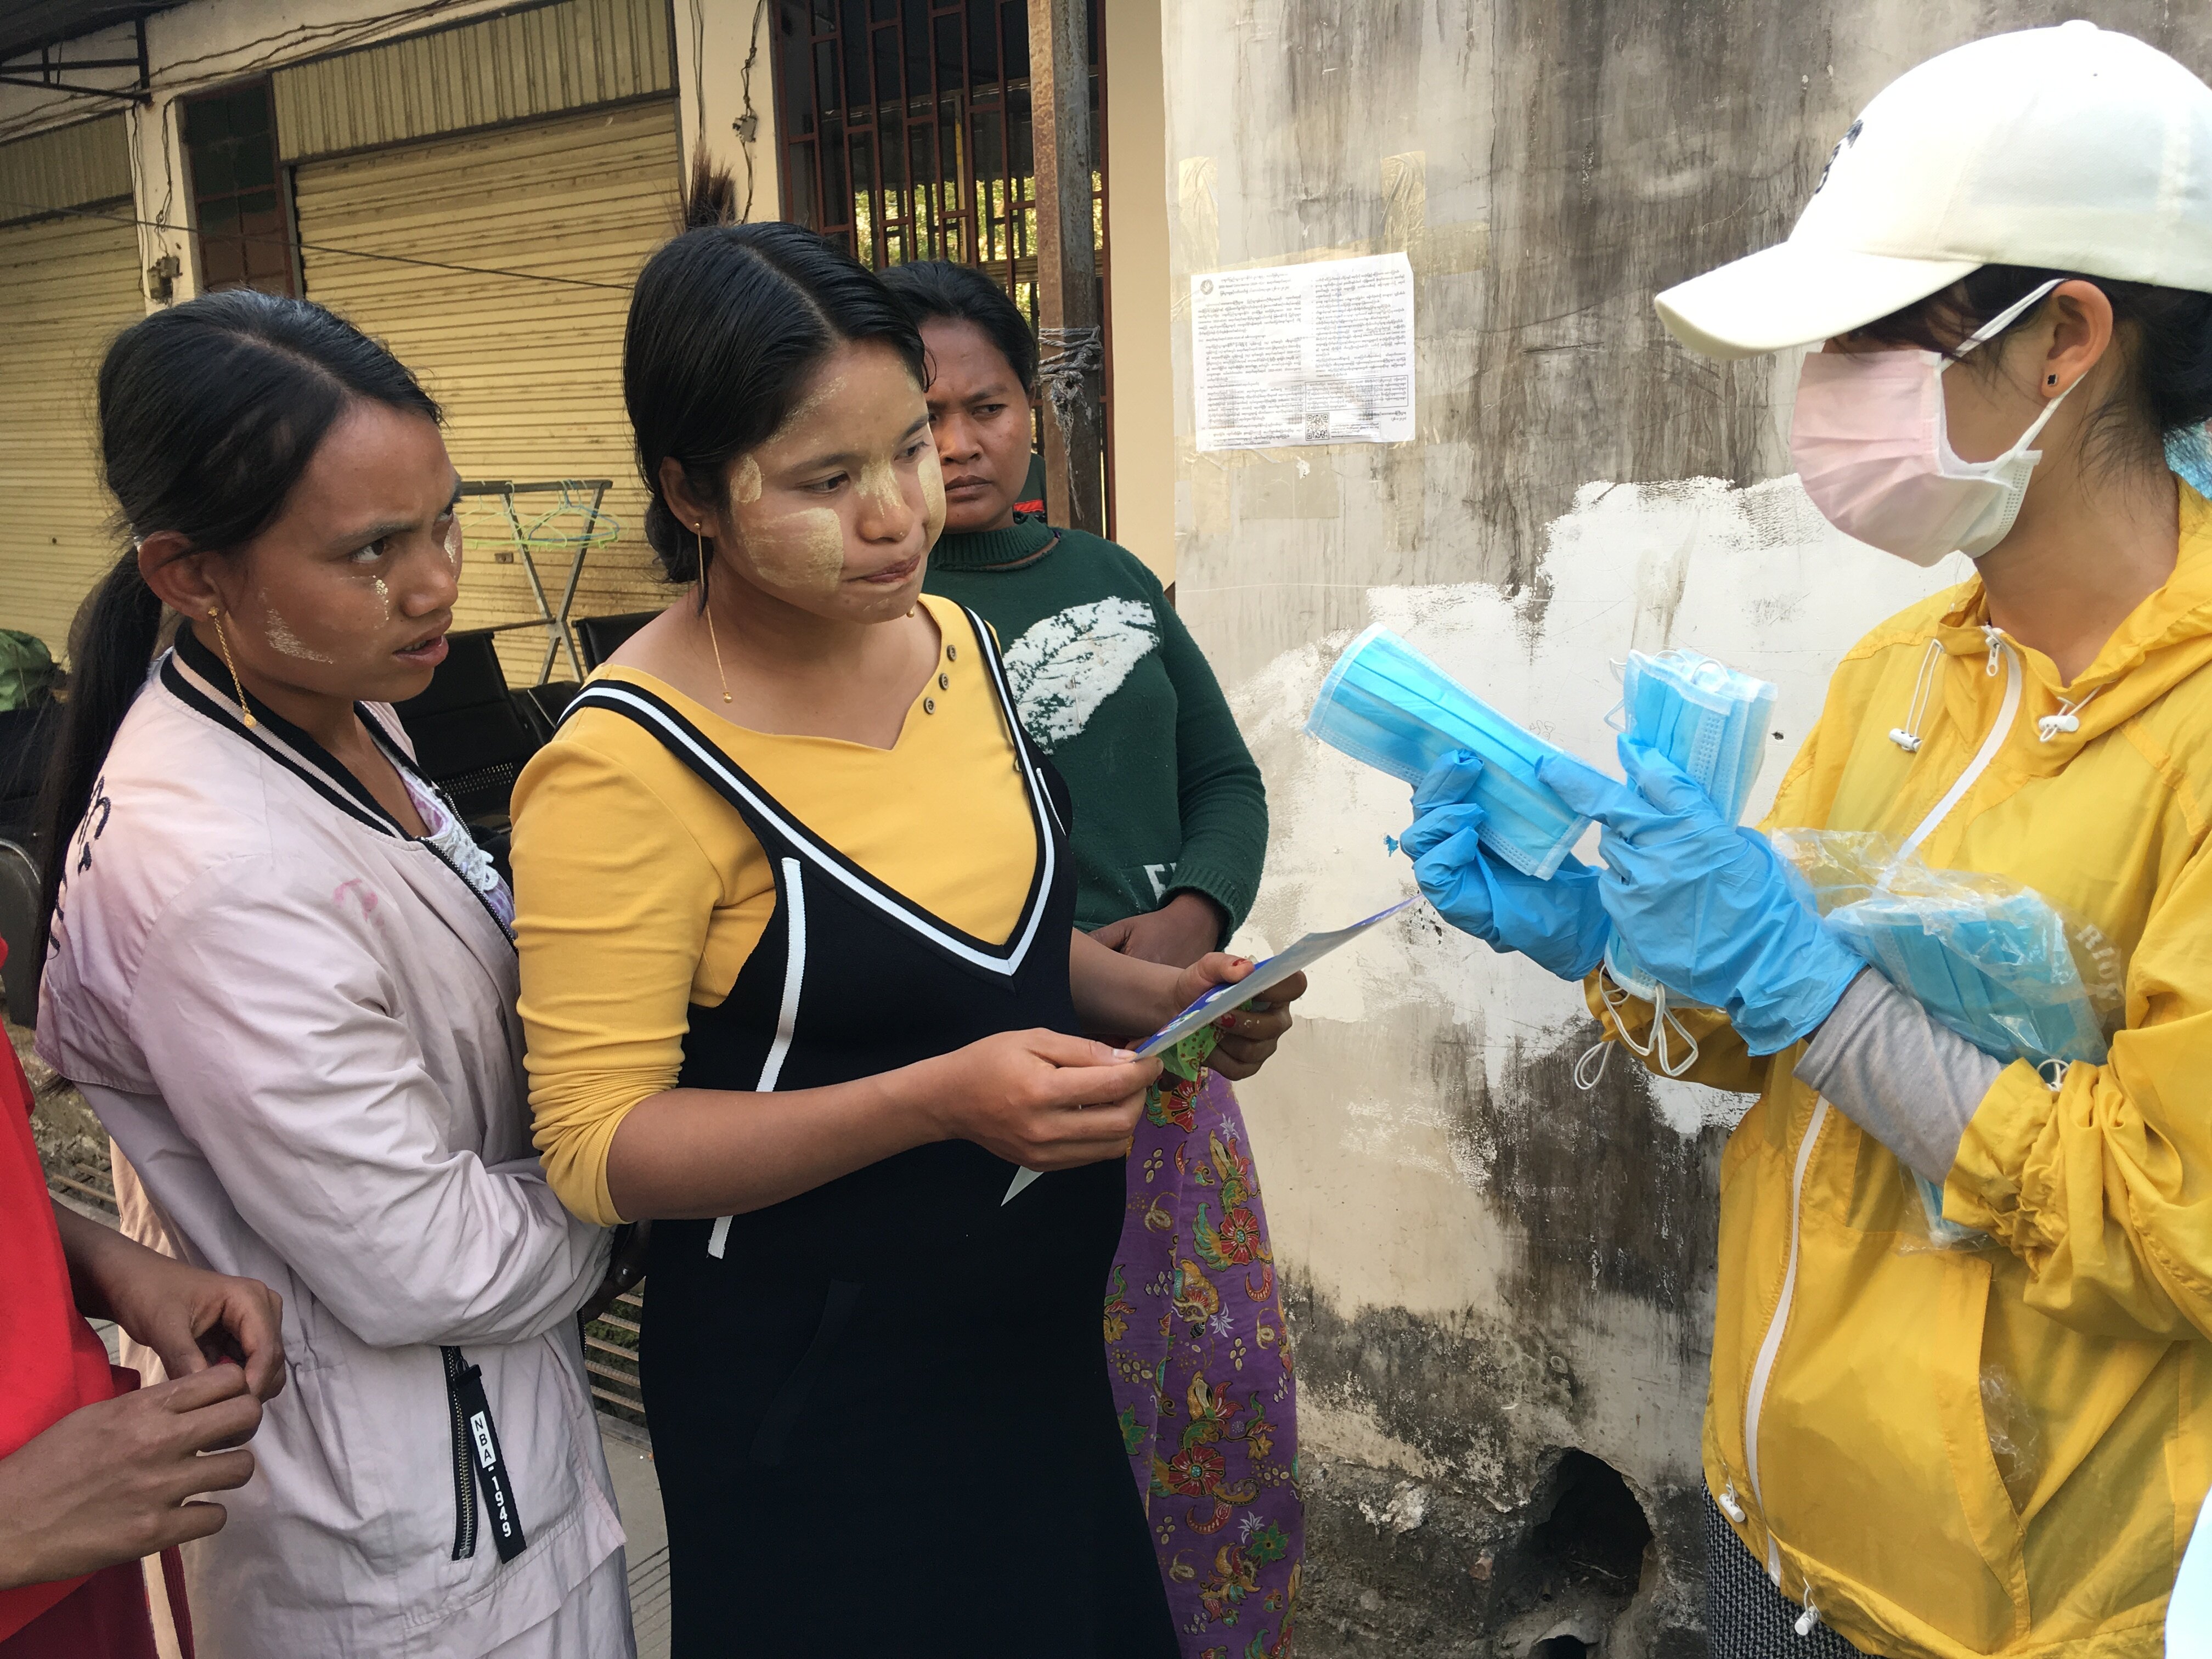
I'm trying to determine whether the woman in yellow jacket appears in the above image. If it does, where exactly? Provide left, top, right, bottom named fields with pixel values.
left=1408, top=24, right=2212, bottom=1659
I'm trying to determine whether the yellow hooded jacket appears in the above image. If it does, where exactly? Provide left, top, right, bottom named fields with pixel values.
left=1596, top=489, right=2212, bottom=1657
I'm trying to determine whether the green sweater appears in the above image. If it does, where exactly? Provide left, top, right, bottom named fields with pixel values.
left=924, top=521, right=1267, bottom=939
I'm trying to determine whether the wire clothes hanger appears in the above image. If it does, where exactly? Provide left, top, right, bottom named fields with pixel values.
left=520, top=482, right=621, bottom=552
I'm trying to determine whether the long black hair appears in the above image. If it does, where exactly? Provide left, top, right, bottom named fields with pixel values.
left=624, top=173, right=927, bottom=583
left=1855, top=266, right=2212, bottom=475
left=879, top=259, right=1039, bottom=393
left=32, top=289, right=438, bottom=977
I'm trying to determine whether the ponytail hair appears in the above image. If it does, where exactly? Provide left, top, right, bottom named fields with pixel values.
left=625, top=162, right=925, bottom=583
left=32, top=290, right=438, bottom=983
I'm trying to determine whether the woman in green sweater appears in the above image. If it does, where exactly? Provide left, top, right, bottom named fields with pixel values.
left=890, top=261, right=1299, bottom=1654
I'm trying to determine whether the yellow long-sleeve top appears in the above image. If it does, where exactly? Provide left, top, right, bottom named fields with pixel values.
left=510, top=598, right=1037, bottom=1224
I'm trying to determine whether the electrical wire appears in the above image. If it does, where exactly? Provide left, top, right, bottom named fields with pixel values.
left=0, top=194, right=636, bottom=290
left=0, top=0, right=488, bottom=145
left=737, top=0, right=766, bottom=222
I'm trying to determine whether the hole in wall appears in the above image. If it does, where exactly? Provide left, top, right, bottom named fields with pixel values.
left=1532, top=1638, right=1593, bottom=1659
left=1530, top=1448, right=1655, bottom=1590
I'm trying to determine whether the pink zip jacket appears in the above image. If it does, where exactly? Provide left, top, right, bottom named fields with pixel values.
left=37, top=644, right=628, bottom=1658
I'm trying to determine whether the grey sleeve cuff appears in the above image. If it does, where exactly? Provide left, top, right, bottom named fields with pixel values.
left=1793, top=970, right=2005, bottom=1185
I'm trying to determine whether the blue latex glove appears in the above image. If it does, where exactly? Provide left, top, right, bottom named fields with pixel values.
left=1537, top=736, right=1864, bottom=1054
left=1403, top=751, right=1611, bottom=980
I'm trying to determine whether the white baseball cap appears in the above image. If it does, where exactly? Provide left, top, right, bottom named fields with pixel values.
left=1656, top=21, right=2212, bottom=359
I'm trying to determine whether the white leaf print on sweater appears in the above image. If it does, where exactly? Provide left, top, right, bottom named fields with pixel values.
left=1002, top=597, right=1160, bottom=751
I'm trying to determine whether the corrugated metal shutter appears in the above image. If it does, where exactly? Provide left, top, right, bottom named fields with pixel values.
left=0, top=206, right=143, bottom=655
left=0, top=115, right=131, bottom=228
left=273, top=0, right=671, bottom=163
left=293, top=100, right=681, bottom=682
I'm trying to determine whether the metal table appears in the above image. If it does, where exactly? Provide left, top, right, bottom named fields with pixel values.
left=459, top=478, right=615, bottom=684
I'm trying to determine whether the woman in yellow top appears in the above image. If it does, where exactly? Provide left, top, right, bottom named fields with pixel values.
left=1409, top=24, right=2212, bottom=1659
left=507, top=191, right=1304, bottom=1656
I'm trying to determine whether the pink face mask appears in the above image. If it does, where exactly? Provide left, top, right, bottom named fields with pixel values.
left=1788, top=280, right=2069, bottom=568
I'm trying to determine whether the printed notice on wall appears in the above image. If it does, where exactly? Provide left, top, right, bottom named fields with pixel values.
left=1190, top=252, right=1414, bottom=452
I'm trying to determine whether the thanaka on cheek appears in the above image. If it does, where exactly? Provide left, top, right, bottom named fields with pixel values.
left=919, top=448, right=946, bottom=542
left=260, top=592, right=336, bottom=664
left=740, top=505, right=845, bottom=592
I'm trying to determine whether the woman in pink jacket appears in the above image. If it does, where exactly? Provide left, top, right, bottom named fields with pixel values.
left=34, top=291, right=631, bottom=1657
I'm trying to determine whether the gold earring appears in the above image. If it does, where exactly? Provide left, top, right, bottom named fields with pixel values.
left=207, top=607, right=257, bottom=730
left=697, top=524, right=731, bottom=704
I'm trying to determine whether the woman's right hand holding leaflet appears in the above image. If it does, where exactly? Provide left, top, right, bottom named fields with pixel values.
left=1403, top=751, right=1611, bottom=980
left=1538, top=737, right=1864, bottom=1054
left=922, top=1031, right=1160, bottom=1171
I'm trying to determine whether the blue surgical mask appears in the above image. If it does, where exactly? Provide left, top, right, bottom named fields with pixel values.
left=1606, top=649, right=1779, bottom=1002
left=1306, top=624, right=1593, bottom=879
left=2168, top=422, right=2212, bottom=500
left=1825, top=890, right=2107, bottom=1068
left=1616, top=649, right=1778, bottom=822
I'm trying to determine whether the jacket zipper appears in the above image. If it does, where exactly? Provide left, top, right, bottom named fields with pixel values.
left=443, top=1346, right=478, bottom=1560
left=1734, top=628, right=2024, bottom=1585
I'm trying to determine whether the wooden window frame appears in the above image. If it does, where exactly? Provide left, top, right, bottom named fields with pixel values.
left=180, top=76, right=301, bottom=297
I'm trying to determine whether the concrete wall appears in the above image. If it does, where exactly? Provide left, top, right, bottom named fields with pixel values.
left=1104, top=0, right=1175, bottom=580
left=1157, top=2, right=2212, bottom=1651
left=669, top=0, right=778, bottom=219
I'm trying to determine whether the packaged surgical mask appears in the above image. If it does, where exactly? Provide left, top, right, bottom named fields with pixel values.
left=2168, top=422, right=2212, bottom=499
left=1306, top=624, right=1593, bottom=880
left=1605, top=650, right=1779, bottom=1006
left=1771, top=829, right=2123, bottom=1246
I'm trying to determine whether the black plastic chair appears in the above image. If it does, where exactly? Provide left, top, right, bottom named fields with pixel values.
left=522, top=681, right=579, bottom=726
left=575, top=610, right=660, bottom=673
left=392, top=631, right=543, bottom=867
left=0, top=705, right=58, bottom=849
left=0, top=838, right=42, bottom=1026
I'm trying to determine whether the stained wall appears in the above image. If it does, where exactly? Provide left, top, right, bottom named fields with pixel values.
left=1156, top=2, right=2212, bottom=1650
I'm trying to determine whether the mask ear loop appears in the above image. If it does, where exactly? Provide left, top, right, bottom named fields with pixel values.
left=1582, top=973, right=1701, bottom=1089
left=1602, top=657, right=1630, bottom=736
left=1939, top=278, right=2076, bottom=457
left=1951, top=279, right=2064, bottom=361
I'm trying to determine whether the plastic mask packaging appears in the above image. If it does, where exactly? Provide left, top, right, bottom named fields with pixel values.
left=1306, top=624, right=1593, bottom=880
left=2169, top=421, right=2212, bottom=499
left=1771, top=828, right=2121, bottom=1246
left=1604, top=649, right=1780, bottom=1005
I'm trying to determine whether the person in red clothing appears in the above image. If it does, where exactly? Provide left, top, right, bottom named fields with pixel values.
left=0, top=953, right=284, bottom=1658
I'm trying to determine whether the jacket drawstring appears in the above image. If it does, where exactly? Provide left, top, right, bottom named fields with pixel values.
left=1794, top=1589, right=1822, bottom=1638
left=1893, top=630, right=2111, bottom=749
left=2038, top=683, right=2103, bottom=742
left=1888, top=637, right=1947, bottom=753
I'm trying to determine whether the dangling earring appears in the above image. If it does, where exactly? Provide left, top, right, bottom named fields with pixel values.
left=697, top=522, right=731, bottom=704
left=207, top=607, right=257, bottom=730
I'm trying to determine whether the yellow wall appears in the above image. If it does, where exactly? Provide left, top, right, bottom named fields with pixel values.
left=1104, top=0, right=1173, bottom=584
left=0, top=208, right=146, bottom=657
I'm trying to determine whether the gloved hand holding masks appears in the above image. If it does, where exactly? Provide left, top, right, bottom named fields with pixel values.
left=1404, top=751, right=1611, bottom=981
left=1538, top=737, right=1865, bottom=1054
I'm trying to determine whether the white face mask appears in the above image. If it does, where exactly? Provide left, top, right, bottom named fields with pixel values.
left=1789, top=280, right=2072, bottom=567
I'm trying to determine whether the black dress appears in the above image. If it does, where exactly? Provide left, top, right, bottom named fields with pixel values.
left=564, top=612, right=1177, bottom=1657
